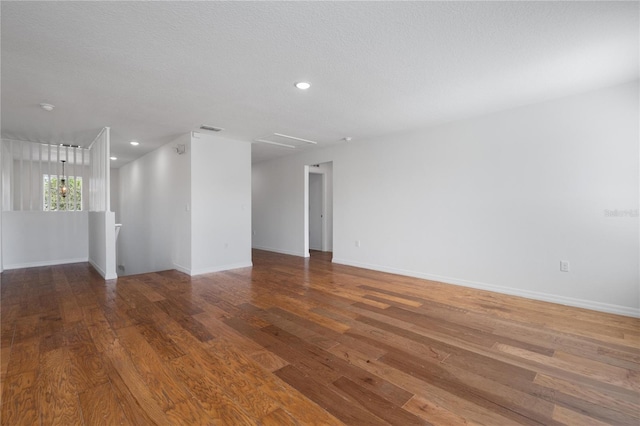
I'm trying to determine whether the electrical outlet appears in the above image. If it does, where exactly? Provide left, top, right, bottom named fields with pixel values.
left=560, top=260, right=570, bottom=272
left=355, top=240, right=361, bottom=248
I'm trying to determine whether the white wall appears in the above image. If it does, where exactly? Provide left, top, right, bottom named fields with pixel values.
left=88, top=211, right=116, bottom=279
left=110, top=168, right=120, bottom=223
left=110, top=167, right=121, bottom=272
left=2, top=211, right=88, bottom=269
left=309, top=173, right=323, bottom=250
left=1, top=145, right=3, bottom=272
left=253, top=156, right=307, bottom=256
left=190, top=132, right=252, bottom=274
left=320, top=162, right=334, bottom=251
left=118, top=133, right=191, bottom=275
left=252, top=81, right=639, bottom=316
left=117, top=131, right=252, bottom=276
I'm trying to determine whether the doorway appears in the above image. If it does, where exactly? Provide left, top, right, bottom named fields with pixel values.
left=309, top=173, right=323, bottom=251
left=304, top=161, right=333, bottom=256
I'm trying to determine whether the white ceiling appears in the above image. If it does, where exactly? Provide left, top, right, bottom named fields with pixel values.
left=1, top=1, right=638, bottom=166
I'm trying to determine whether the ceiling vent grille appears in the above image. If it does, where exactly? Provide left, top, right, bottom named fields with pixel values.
left=200, top=125, right=224, bottom=132
left=254, top=133, right=318, bottom=149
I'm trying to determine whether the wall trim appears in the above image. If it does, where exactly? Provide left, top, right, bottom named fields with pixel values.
left=89, top=259, right=117, bottom=280
left=172, top=263, right=191, bottom=275
left=189, top=261, right=253, bottom=276
left=253, top=245, right=308, bottom=258
left=2, top=257, right=89, bottom=271
left=332, top=257, right=640, bottom=318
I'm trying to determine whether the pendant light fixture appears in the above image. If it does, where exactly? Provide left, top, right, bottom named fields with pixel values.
left=60, top=160, right=68, bottom=198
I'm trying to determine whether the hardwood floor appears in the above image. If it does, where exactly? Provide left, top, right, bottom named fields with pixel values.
left=1, top=249, right=638, bottom=425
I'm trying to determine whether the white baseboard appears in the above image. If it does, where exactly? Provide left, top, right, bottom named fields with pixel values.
left=188, top=261, right=253, bottom=276
left=172, top=263, right=191, bottom=275
left=332, top=257, right=640, bottom=318
left=2, top=257, right=89, bottom=270
left=252, top=245, right=308, bottom=258
left=89, top=259, right=117, bottom=280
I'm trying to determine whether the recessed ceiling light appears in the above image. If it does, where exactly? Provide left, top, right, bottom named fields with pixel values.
left=110, top=156, right=117, bottom=160
left=130, top=141, right=139, bottom=146
left=40, top=103, right=55, bottom=111
left=295, top=82, right=311, bottom=90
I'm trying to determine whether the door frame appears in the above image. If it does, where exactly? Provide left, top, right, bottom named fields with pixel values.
left=304, top=164, right=330, bottom=256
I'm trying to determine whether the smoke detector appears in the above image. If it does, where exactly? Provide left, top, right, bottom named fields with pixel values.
left=40, top=103, right=55, bottom=111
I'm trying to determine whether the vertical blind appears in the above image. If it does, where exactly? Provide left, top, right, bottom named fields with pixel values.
left=1, top=139, right=88, bottom=211
left=88, top=127, right=111, bottom=212
left=1, top=127, right=110, bottom=212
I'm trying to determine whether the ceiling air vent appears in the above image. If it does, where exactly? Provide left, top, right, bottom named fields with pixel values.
left=200, top=125, right=224, bottom=132
left=254, top=133, right=318, bottom=149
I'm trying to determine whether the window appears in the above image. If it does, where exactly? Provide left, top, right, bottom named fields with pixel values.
left=43, top=175, right=82, bottom=211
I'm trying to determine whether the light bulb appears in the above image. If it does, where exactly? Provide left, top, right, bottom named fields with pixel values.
left=60, top=179, right=68, bottom=198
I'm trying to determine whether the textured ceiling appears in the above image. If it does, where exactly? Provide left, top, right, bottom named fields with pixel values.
left=1, top=1, right=638, bottom=166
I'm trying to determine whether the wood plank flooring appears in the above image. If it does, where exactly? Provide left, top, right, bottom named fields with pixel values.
left=1, top=249, right=639, bottom=425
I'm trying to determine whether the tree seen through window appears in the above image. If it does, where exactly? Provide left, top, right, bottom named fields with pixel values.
left=43, top=175, right=82, bottom=211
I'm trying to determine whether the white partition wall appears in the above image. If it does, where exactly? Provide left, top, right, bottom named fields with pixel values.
left=0, top=128, right=117, bottom=278
left=88, top=210, right=116, bottom=279
left=1, top=142, right=11, bottom=211
left=1, top=139, right=90, bottom=269
left=87, top=127, right=117, bottom=279
left=2, top=211, right=88, bottom=268
left=89, top=127, right=110, bottom=212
